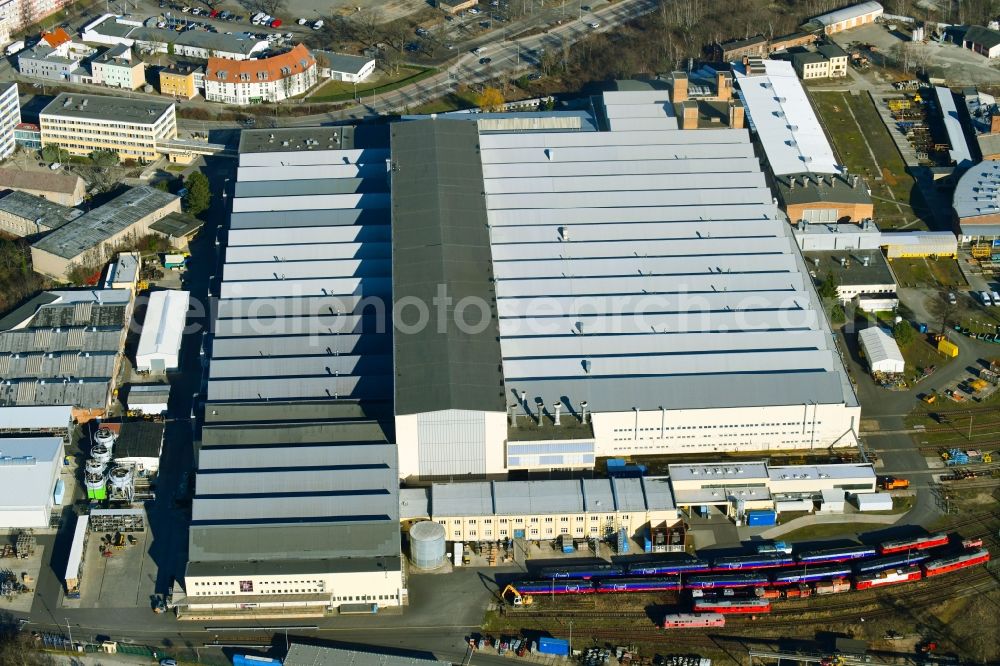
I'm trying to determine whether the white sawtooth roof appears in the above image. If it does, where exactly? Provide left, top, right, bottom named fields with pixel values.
left=735, top=60, right=840, bottom=176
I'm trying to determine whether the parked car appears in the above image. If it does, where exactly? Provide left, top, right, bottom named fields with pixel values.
left=947, top=291, right=957, bottom=305
left=297, top=17, right=307, bottom=24
left=479, top=56, right=492, bottom=64
left=588, top=21, right=600, bottom=28
left=313, top=19, right=324, bottom=29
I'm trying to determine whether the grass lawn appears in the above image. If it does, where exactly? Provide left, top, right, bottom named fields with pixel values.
left=308, top=67, right=436, bottom=102
left=409, top=90, right=479, bottom=114
left=811, top=91, right=924, bottom=230
left=775, top=523, right=865, bottom=541
left=889, top=257, right=966, bottom=288
left=900, top=335, right=948, bottom=380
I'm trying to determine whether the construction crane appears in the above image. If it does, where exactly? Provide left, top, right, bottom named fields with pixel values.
left=502, top=584, right=533, bottom=606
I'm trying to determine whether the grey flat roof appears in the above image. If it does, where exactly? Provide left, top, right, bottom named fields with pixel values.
left=776, top=172, right=872, bottom=207
left=41, top=92, right=173, bottom=124
left=0, top=405, right=72, bottom=430
left=803, top=249, right=895, bottom=287
left=0, top=191, right=81, bottom=231
left=238, top=125, right=389, bottom=154
left=33, top=186, right=178, bottom=259
left=130, top=26, right=264, bottom=56
left=0, top=437, right=62, bottom=510
left=391, top=119, right=505, bottom=415
left=186, top=555, right=402, bottom=577
left=314, top=50, right=374, bottom=75
left=285, top=643, right=448, bottom=666
left=149, top=211, right=202, bottom=239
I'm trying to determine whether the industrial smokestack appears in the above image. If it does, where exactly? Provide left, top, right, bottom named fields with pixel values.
left=554, top=402, right=562, bottom=426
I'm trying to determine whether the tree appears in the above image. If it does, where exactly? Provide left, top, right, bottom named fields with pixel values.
left=353, top=8, right=382, bottom=45
left=167, top=41, right=175, bottom=56
left=893, top=320, right=915, bottom=346
left=184, top=171, right=212, bottom=216
left=830, top=303, right=847, bottom=325
left=818, top=272, right=839, bottom=299
left=476, top=86, right=504, bottom=112
left=89, top=148, right=119, bottom=167
left=258, top=0, right=286, bottom=16
left=41, top=144, right=68, bottom=163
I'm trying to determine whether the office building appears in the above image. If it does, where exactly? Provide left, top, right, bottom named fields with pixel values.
left=39, top=92, right=177, bottom=162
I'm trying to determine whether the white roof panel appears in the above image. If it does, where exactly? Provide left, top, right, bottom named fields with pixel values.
left=735, top=60, right=839, bottom=176
left=481, top=154, right=758, bottom=179
left=136, top=290, right=188, bottom=364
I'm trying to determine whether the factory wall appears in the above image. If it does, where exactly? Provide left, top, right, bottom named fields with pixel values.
left=591, top=403, right=860, bottom=457
left=430, top=509, right=680, bottom=544
left=396, top=409, right=506, bottom=479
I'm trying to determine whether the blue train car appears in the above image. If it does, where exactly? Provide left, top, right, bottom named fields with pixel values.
left=711, top=554, right=795, bottom=570
left=771, top=564, right=852, bottom=585
left=625, top=559, right=711, bottom=576
left=796, top=545, right=877, bottom=564
left=595, top=576, right=681, bottom=593
left=685, top=573, right=770, bottom=589
left=536, top=563, right=623, bottom=580
left=514, top=580, right=595, bottom=595
left=854, top=552, right=930, bottom=574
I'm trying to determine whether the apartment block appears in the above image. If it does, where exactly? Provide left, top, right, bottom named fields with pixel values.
left=0, top=81, right=20, bottom=160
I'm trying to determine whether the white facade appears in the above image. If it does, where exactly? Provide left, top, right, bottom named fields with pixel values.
left=396, top=409, right=507, bottom=478
left=0, top=0, right=70, bottom=39
left=0, top=437, right=62, bottom=528
left=858, top=326, right=905, bottom=374
left=812, top=1, right=883, bottom=34
left=0, top=81, right=20, bottom=160
left=91, top=57, right=144, bottom=90
left=204, top=45, right=317, bottom=105
left=136, top=289, right=188, bottom=372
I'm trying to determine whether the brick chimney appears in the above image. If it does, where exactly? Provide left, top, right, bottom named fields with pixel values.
left=716, top=70, right=733, bottom=102
left=680, top=100, right=699, bottom=129
left=991, top=112, right=1000, bottom=135
left=729, top=100, right=745, bottom=129
left=672, top=71, right=688, bottom=103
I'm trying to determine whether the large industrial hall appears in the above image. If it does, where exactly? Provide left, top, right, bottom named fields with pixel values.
left=186, top=91, right=861, bottom=615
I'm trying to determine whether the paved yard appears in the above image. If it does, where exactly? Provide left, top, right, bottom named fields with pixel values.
left=77, top=528, right=156, bottom=609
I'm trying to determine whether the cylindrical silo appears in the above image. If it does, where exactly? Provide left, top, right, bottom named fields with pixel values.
left=409, top=521, right=447, bottom=570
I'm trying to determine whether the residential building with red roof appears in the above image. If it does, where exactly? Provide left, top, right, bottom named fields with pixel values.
left=204, top=44, right=317, bottom=105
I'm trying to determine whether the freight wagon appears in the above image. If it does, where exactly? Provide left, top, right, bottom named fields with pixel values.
left=814, top=579, right=851, bottom=594
left=922, top=549, right=990, bottom=577
left=686, top=573, right=770, bottom=589
left=772, top=565, right=852, bottom=585
left=596, top=576, right=681, bottom=593
left=796, top=545, right=878, bottom=564
left=693, top=598, right=772, bottom=614
left=711, top=554, right=795, bottom=570
left=854, top=564, right=922, bottom=590
left=878, top=533, right=949, bottom=554
left=854, top=552, right=930, bottom=574
left=663, top=613, right=726, bottom=628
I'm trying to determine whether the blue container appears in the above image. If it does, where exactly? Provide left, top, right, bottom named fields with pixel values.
left=53, top=479, right=65, bottom=505
left=538, top=637, right=570, bottom=656
left=918, top=323, right=928, bottom=333
left=746, top=510, right=777, bottom=526
left=644, top=530, right=653, bottom=553
left=514, top=529, right=525, bottom=539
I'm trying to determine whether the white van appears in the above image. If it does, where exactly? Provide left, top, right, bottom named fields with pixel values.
left=992, top=290, right=1000, bottom=305
left=313, top=19, right=324, bottom=29
left=981, top=291, right=993, bottom=306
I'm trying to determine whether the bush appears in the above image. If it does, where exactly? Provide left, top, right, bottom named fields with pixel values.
left=183, top=171, right=211, bottom=216
left=893, top=320, right=915, bottom=346
left=41, top=145, right=69, bottom=164
left=830, top=304, right=847, bottom=325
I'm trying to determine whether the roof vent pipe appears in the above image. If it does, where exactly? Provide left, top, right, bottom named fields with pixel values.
left=581, top=400, right=589, bottom=424
left=553, top=402, right=562, bottom=426
left=509, top=404, right=518, bottom=428
left=520, top=390, right=527, bottom=410
left=535, top=398, right=544, bottom=425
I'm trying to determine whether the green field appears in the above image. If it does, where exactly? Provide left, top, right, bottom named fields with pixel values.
left=308, top=67, right=436, bottom=103
left=811, top=91, right=927, bottom=230
left=890, top=257, right=966, bottom=288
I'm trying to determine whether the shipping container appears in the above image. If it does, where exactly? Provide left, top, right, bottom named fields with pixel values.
left=746, top=510, right=777, bottom=526
left=537, top=637, right=570, bottom=656
left=937, top=339, right=959, bottom=357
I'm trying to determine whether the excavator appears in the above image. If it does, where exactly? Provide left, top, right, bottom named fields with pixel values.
left=501, top=584, right=533, bottom=606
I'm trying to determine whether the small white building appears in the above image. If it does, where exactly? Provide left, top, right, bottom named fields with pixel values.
left=811, top=1, right=884, bottom=34
left=313, top=50, right=377, bottom=83
left=126, top=383, right=170, bottom=416
left=0, top=437, right=63, bottom=528
left=858, top=327, right=905, bottom=375
left=136, top=289, right=189, bottom=373
left=854, top=492, right=893, bottom=511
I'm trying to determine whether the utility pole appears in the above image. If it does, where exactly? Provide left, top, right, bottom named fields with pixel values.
left=65, top=618, right=73, bottom=647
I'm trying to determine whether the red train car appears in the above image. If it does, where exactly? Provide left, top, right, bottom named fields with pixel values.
left=854, top=564, right=923, bottom=590
left=878, top=533, right=949, bottom=555
left=923, top=549, right=990, bottom=577
left=693, top=599, right=771, bottom=615
left=663, top=613, right=726, bottom=629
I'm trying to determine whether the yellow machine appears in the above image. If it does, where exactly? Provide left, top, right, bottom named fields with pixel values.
left=502, top=584, right=533, bottom=606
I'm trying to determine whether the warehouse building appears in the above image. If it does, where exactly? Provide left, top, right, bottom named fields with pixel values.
left=809, top=2, right=883, bottom=35
left=39, top=93, right=178, bottom=162
left=803, top=248, right=897, bottom=305
left=124, top=383, right=170, bottom=416
left=0, top=405, right=73, bottom=440
left=179, top=125, right=404, bottom=619
left=81, top=14, right=268, bottom=60
left=135, top=289, right=188, bottom=373
left=953, top=160, right=1000, bottom=241
left=0, top=289, right=131, bottom=421
left=0, top=437, right=63, bottom=528
left=934, top=87, right=974, bottom=168
left=668, top=461, right=876, bottom=518
left=390, top=116, right=860, bottom=480
left=735, top=60, right=872, bottom=224
left=400, top=476, right=680, bottom=543
left=0, top=168, right=87, bottom=206
left=0, top=190, right=82, bottom=238
left=30, top=186, right=180, bottom=280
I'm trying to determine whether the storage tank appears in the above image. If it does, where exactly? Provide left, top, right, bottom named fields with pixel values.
left=85, top=458, right=107, bottom=475
left=85, top=472, right=107, bottom=500
left=109, top=466, right=134, bottom=502
left=94, top=427, right=116, bottom=453
left=90, top=443, right=112, bottom=465
left=409, top=521, right=447, bottom=570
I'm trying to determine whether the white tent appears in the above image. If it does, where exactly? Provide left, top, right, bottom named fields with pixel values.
left=858, top=327, right=905, bottom=374
left=136, top=290, right=189, bottom=373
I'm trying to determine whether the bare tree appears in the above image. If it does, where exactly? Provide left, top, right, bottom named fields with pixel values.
left=258, top=0, right=286, bottom=17
left=353, top=8, right=383, bottom=45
